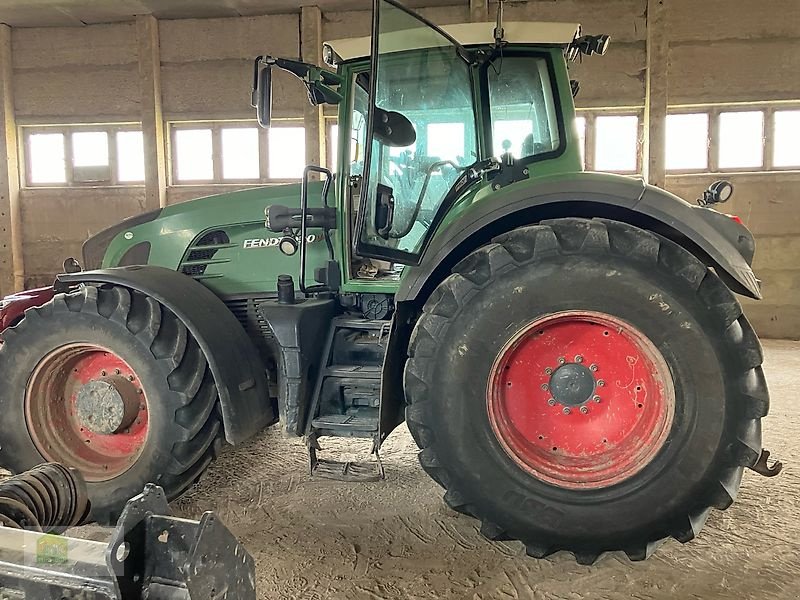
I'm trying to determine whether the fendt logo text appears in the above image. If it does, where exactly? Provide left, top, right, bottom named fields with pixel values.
left=242, top=235, right=321, bottom=249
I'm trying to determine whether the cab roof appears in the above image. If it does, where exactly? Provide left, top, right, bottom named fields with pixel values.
left=324, top=21, right=581, bottom=63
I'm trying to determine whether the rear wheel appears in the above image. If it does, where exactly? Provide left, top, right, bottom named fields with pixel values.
left=0, top=285, right=222, bottom=523
left=404, top=218, right=768, bottom=563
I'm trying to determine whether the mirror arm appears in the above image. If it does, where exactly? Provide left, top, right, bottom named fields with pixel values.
left=252, top=55, right=343, bottom=114
left=268, top=56, right=344, bottom=94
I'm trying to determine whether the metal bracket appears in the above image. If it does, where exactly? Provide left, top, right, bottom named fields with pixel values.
left=0, top=483, right=256, bottom=600
left=749, top=449, right=783, bottom=478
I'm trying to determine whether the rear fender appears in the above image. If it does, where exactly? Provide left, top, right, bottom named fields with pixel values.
left=57, top=266, right=274, bottom=444
left=396, top=174, right=761, bottom=304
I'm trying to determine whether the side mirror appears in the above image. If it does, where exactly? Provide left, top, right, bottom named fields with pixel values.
left=251, top=60, right=273, bottom=129
left=373, top=108, right=416, bottom=148
left=374, top=184, right=395, bottom=240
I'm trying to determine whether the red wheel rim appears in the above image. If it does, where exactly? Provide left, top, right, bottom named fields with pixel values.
left=25, top=344, right=150, bottom=482
left=487, top=311, right=675, bottom=489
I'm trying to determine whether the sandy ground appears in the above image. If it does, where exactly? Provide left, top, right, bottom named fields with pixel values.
left=166, top=339, right=800, bottom=600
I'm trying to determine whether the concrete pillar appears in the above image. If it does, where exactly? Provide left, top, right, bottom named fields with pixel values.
left=301, top=6, right=325, bottom=174
left=470, top=0, right=490, bottom=23
left=644, top=0, right=668, bottom=188
left=136, top=15, right=167, bottom=210
left=0, top=25, right=24, bottom=294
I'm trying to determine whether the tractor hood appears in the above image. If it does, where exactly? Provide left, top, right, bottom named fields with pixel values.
left=83, top=181, right=331, bottom=297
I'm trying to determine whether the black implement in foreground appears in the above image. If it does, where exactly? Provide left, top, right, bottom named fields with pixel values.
left=0, top=467, right=255, bottom=600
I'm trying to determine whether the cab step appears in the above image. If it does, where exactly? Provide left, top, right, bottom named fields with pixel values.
left=305, top=316, right=389, bottom=481
left=308, top=434, right=385, bottom=482
left=312, top=407, right=380, bottom=436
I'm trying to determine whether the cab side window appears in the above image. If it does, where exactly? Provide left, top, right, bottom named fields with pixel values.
left=348, top=76, right=370, bottom=178
left=489, top=56, right=561, bottom=162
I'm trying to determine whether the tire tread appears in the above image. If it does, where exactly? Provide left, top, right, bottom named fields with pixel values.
left=405, top=218, right=767, bottom=562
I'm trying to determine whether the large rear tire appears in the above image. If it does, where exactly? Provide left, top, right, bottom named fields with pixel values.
left=404, top=218, right=768, bottom=563
left=0, top=285, right=222, bottom=523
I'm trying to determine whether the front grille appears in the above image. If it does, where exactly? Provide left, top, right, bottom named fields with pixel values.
left=180, top=230, right=233, bottom=278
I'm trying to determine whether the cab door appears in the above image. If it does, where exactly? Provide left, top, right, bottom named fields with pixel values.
left=354, top=0, right=479, bottom=265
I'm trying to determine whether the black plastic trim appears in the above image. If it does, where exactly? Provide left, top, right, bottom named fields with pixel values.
left=256, top=298, right=338, bottom=436
left=81, top=209, right=162, bottom=270
left=118, top=242, right=151, bottom=267
left=56, top=266, right=275, bottom=444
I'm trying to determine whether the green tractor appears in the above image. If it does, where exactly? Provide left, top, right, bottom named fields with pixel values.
left=0, top=0, right=780, bottom=562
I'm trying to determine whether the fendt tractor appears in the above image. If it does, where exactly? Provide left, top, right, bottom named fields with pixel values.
left=0, top=0, right=782, bottom=563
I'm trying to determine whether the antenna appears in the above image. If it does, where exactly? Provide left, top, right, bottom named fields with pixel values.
left=494, top=0, right=506, bottom=45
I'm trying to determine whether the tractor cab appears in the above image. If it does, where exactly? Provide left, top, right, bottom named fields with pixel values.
left=252, top=0, right=608, bottom=289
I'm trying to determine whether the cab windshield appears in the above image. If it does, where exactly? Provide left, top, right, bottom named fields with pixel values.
left=357, top=1, right=477, bottom=261
left=356, top=0, right=564, bottom=265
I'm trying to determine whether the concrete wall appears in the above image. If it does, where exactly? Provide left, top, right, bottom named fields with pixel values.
left=9, top=22, right=146, bottom=288
left=1, top=0, right=799, bottom=339
left=159, top=15, right=303, bottom=118
left=663, top=0, right=800, bottom=340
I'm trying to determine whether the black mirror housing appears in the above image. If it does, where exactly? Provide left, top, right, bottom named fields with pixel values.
left=373, top=109, right=417, bottom=148
left=252, top=59, right=273, bottom=128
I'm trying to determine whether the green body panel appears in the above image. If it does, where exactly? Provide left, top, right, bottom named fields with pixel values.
left=99, top=48, right=589, bottom=299
left=102, top=183, right=332, bottom=297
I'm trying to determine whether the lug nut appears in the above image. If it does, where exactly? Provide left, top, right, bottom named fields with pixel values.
left=101, top=370, right=107, bottom=377
left=115, top=369, right=121, bottom=375
left=541, top=383, right=549, bottom=391
left=544, top=367, right=553, bottom=375
left=597, top=380, right=605, bottom=387
left=129, top=375, right=135, bottom=382
left=580, top=406, right=589, bottom=414
left=589, top=364, right=598, bottom=372
left=562, top=407, right=571, bottom=415
left=547, top=398, right=556, bottom=406
left=593, top=395, right=601, bottom=403
left=558, top=357, right=566, bottom=365
left=575, top=355, right=584, bottom=363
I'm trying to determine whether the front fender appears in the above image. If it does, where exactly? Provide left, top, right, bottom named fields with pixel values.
left=397, top=174, right=761, bottom=303
left=57, top=266, right=274, bottom=444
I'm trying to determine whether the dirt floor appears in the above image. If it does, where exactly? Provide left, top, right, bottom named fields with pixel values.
left=165, top=339, right=800, bottom=599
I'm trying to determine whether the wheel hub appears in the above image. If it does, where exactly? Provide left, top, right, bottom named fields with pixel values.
left=75, top=377, right=139, bottom=435
left=549, top=363, right=595, bottom=407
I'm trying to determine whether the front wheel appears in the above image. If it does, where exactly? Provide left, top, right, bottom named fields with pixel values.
left=404, top=218, right=768, bottom=563
left=0, top=285, right=223, bottom=523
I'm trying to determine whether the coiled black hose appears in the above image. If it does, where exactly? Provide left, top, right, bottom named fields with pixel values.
left=0, top=463, right=91, bottom=532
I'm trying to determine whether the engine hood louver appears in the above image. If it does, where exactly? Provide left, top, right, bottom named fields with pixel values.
left=180, top=230, right=235, bottom=279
